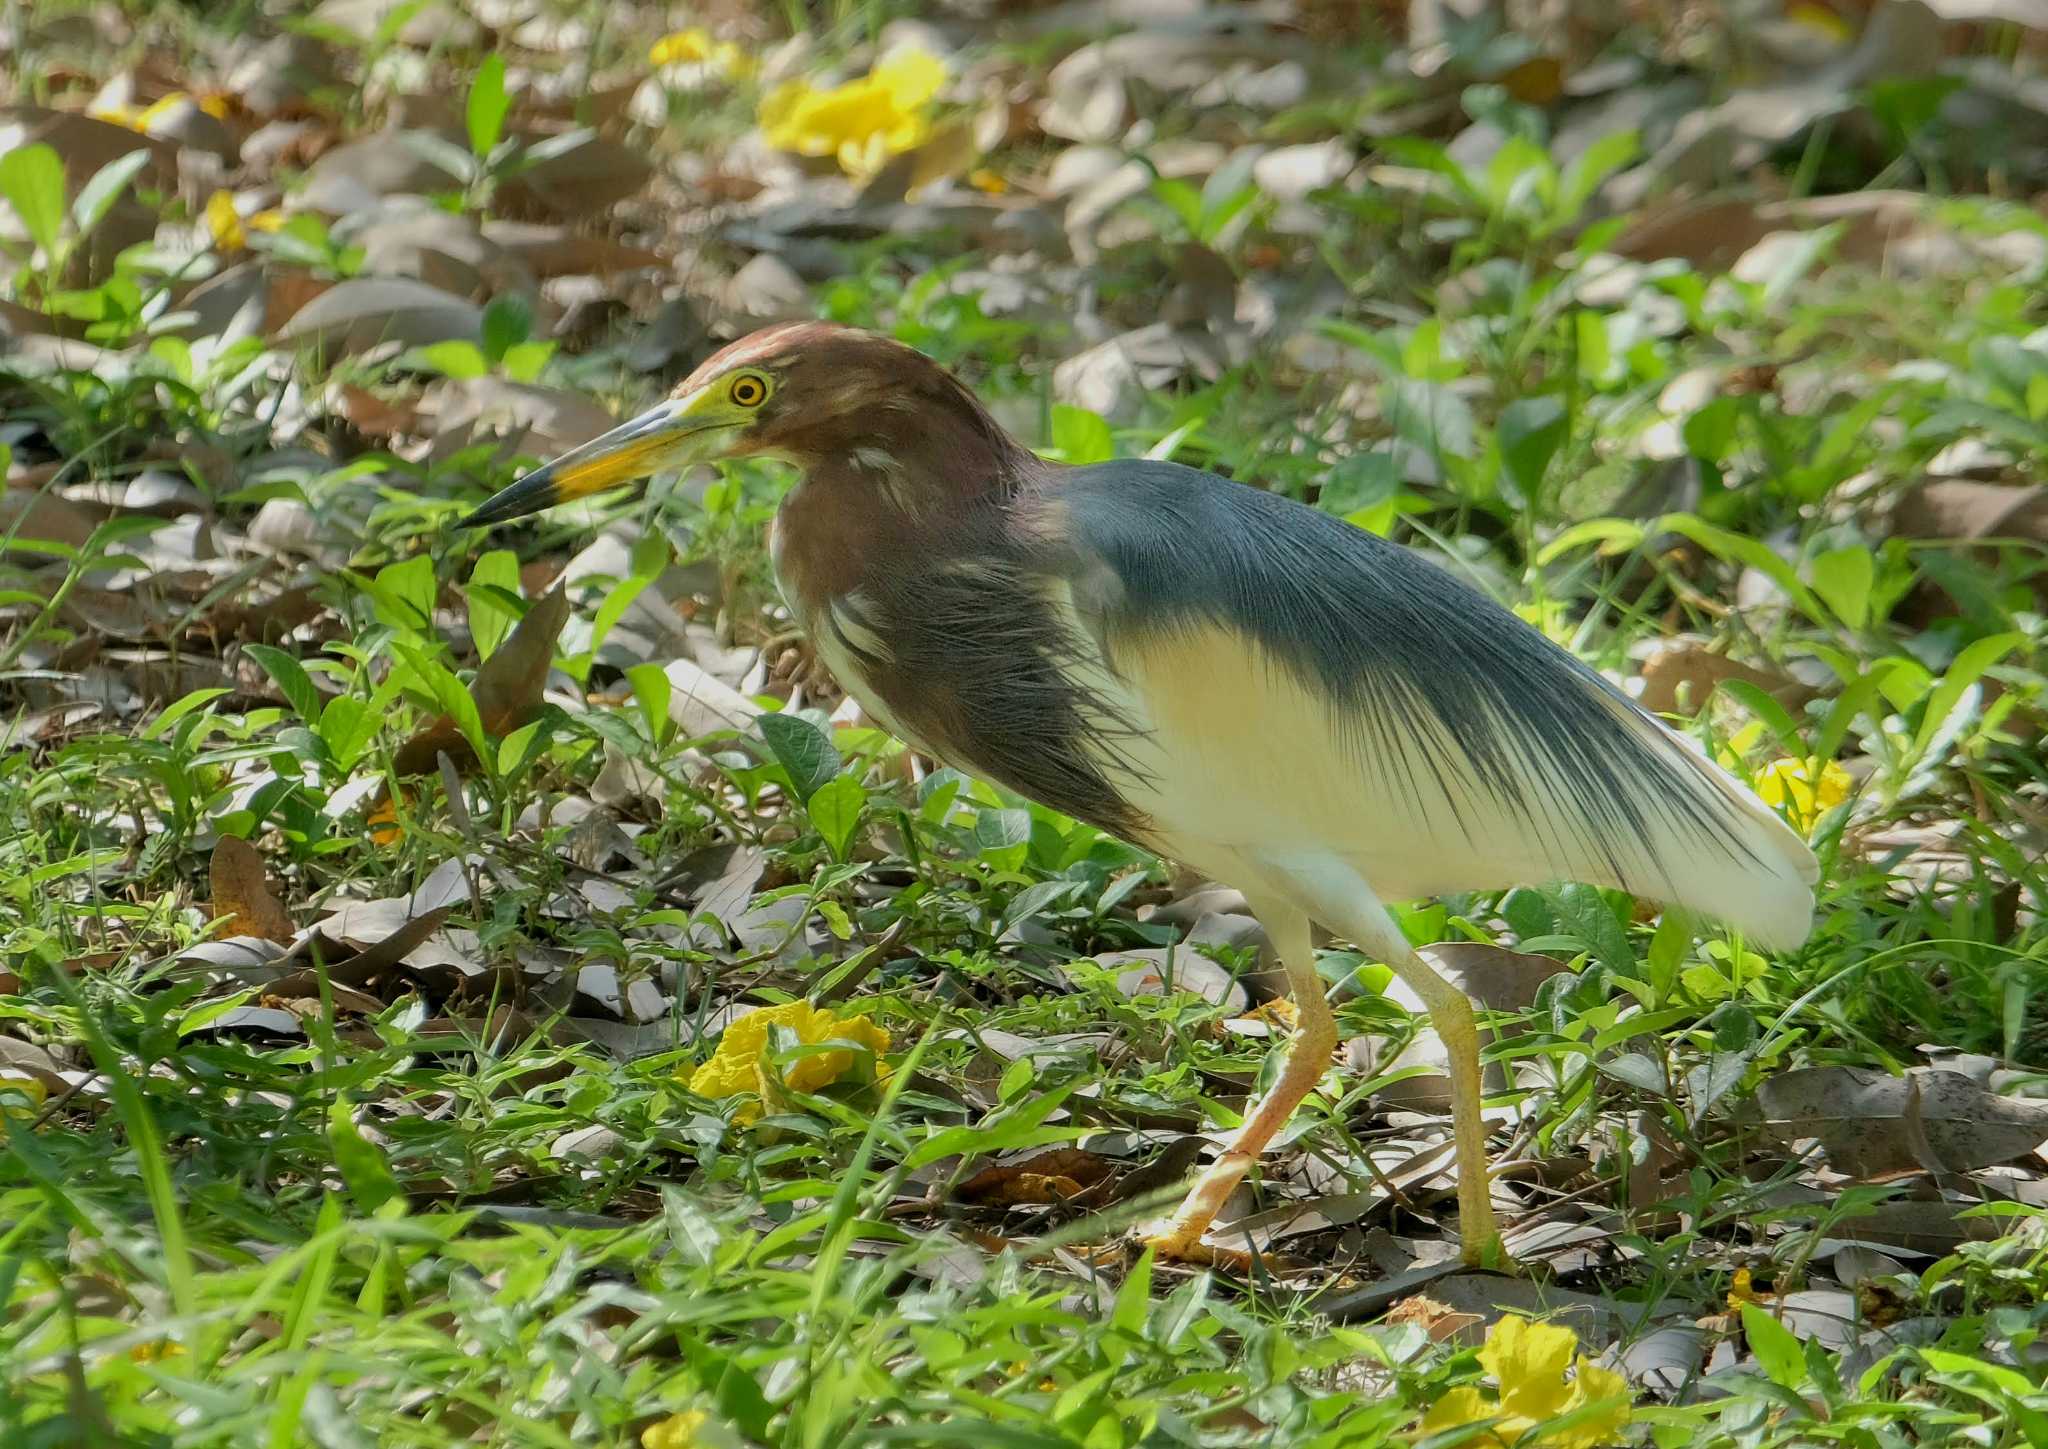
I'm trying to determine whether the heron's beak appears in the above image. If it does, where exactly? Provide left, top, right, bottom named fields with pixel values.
left=460, top=391, right=745, bottom=528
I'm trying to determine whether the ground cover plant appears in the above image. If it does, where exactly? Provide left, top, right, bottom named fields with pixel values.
left=3, top=0, right=2048, bottom=1444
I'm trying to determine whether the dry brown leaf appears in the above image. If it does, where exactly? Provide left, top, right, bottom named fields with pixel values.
left=208, top=837, right=296, bottom=944
left=1385, top=1293, right=1486, bottom=1343
left=957, top=1148, right=1117, bottom=1207
left=1754, top=1066, right=2048, bottom=1176
left=391, top=582, right=570, bottom=779
left=1638, top=639, right=1819, bottom=717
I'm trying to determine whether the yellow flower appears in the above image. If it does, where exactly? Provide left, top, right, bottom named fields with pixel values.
left=92, top=91, right=231, bottom=132
left=0, top=1071, right=46, bottom=1131
left=968, top=167, right=1008, bottom=194
left=1419, top=1316, right=1631, bottom=1449
left=649, top=28, right=754, bottom=78
left=686, top=1000, right=890, bottom=1119
left=205, top=191, right=245, bottom=250
left=643, top=1410, right=708, bottom=1449
left=1753, top=756, right=1852, bottom=830
left=758, top=46, right=947, bottom=176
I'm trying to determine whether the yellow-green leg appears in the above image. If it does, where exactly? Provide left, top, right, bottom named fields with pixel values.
left=1260, top=853, right=1504, bottom=1267
left=1143, top=901, right=1337, bottom=1261
left=1380, top=950, right=1501, bottom=1265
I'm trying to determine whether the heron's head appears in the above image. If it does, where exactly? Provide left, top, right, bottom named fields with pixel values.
left=461, top=322, right=1022, bottom=529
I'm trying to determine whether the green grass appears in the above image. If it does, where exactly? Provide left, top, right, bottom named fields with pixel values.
left=5, top=2, right=2048, bottom=1446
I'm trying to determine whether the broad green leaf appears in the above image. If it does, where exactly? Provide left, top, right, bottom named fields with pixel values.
left=589, top=573, right=652, bottom=656
left=71, top=149, right=151, bottom=238
left=142, top=686, right=229, bottom=740
left=371, top=554, right=438, bottom=633
left=1554, top=129, right=1638, bottom=225
left=808, top=774, right=867, bottom=859
left=1811, top=546, right=1875, bottom=629
left=626, top=662, right=672, bottom=745
left=1050, top=404, right=1114, bottom=465
left=1682, top=396, right=1741, bottom=464
left=466, top=53, right=511, bottom=158
left=480, top=292, right=532, bottom=363
left=496, top=719, right=547, bottom=777
left=1914, top=632, right=2021, bottom=756
left=0, top=143, right=67, bottom=255
left=758, top=712, right=840, bottom=803
left=465, top=550, right=521, bottom=659
left=500, top=339, right=554, bottom=383
left=1741, top=1304, right=1807, bottom=1390
left=1497, top=394, right=1568, bottom=498
left=413, top=339, right=487, bottom=379
left=245, top=644, right=321, bottom=724
left=328, top=1102, right=403, bottom=1214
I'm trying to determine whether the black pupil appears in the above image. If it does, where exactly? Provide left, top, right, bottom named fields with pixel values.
left=737, top=379, right=760, bottom=402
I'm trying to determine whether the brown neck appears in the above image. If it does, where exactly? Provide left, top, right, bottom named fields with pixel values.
left=770, top=397, right=1050, bottom=606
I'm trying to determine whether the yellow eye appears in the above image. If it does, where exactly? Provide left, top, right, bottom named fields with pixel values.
left=729, top=373, right=768, bottom=408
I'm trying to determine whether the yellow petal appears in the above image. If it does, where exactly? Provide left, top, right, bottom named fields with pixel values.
left=1548, top=1357, right=1633, bottom=1449
left=1420, top=1386, right=1499, bottom=1437
left=684, top=1000, right=889, bottom=1108
left=872, top=47, right=946, bottom=109
left=205, top=190, right=245, bottom=251
left=1479, top=1315, right=1579, bottom=1424
left=650, top=28, right=715, bottom=66
left=642, top=1409, right=709, bottom=1449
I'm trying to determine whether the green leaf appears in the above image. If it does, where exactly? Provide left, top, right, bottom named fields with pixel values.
left=1050, top=404, right=1114, bottom=465
left=1549, top=883, right=1635, bottom=972
left=626, top=662, right=672, bottom=745
left=499, top=339, right=554, bottom=383
left=466, top=53, right=511, bottom=158
left=480, top=292, right=532, bottom=364
left=808, top=774, right=867, bottom=859
left=466, top=550, right=521, bottom=659
left=412, top=339, right=487, bottom=379
left=0, top=143, right=67, bottom=255
left=589, top=573, right=652, bottom=656
left=245, top=644, right=321, bottom=724
left=1682, top=396, right=1742, bottom=464
left=758, top=712, right=840, bottom=803
left=1741, top=1304, right=1807, bottom=1390
left=1914, top=631, right=2021, bottom=756
left=1496, top=394, right=1568, bottom=499
left=327, top=1101, right=403, bottom=1214
left=71, top=149, right=151, bottom=238
left=372, top=555, right=438, bottom=633
left=1810, top=546, right=1875, bottom=629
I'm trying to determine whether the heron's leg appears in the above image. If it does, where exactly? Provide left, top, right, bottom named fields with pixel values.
left=1142, top=900, right=1337, bottom=1260
left=1264, top=854, right=1503, bottom=1267
left=1378, top=950, right=1500, bottom=1265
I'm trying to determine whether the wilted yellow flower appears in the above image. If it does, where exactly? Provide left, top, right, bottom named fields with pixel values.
left=643, top=1410, right=709, bottom=1449
left=92, top=90, right=231, bottom=132
left=686, top=999, right=890, bottom=1119
left=649, top=28, right=753, bottom=78
left=1419, top=1316, right=1631, bottom=1449
left=759, top=46, right=947, bottom=176
left=0, top=1071, right=46, bottom=1129
left=1754, top=755, right=1852, bottom=830
left=206, top=193, right=287, bottom=250
left=205, top=191, right=245, bottom=250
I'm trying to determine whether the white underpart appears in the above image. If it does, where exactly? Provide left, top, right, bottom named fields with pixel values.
left=1034, top=584, right=1817, bottom=950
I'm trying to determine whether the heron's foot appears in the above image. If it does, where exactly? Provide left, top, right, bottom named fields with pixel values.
left=1138, top=1219, right=1245, bottom=1268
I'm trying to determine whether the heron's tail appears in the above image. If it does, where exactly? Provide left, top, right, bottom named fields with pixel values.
left=1620, top=706, right=1820, bottom=951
